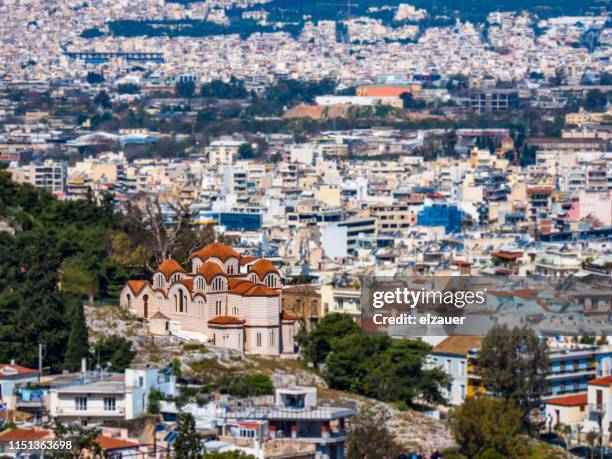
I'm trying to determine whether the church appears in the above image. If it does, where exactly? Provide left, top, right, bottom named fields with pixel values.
left=120, top=243, right=296, bottom=355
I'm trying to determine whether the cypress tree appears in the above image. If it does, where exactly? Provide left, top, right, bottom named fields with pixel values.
left=64, top=300, right=89, bottom=372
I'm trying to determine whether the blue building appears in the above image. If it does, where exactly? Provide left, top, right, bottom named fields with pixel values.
left=418, top=204, right=462, bottom=234
left=545, top=346, right=612, bottom=397
left=195, top=211, right=262, bottom=232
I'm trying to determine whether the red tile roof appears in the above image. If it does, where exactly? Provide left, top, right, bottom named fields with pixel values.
left=0, top=364, right=39, bottom=379
left=198, top=261, right=227, bottom=283
left=546, top=393, right=587, bottom=407
left=491, top=251, right=523, bottom=260
left=452, top=260, right=473, bottom=266
left=359, top=85, right=412, bottom=97
left=96, top=436, right=140, bottom=451
left=281, top=311, right=297, bottom=321
left=229, top=279, right=257, bottom=294
left=240, top=256, right=259, bottom=265
left=588, top=376, right=612, bottom=387
left=127, top=280, right=149, bottom=295
left=157, top=259, right=185, bottom=279
left=513, top=288, right=538, bottom=300
left=179, top=278, right=194, bottom=293
left=191, top=243, right=240, bottom=262
left=249, top=259, right=278, bottom=279
left=0, top=428, right=52, bottom=442
left=208, top=316, right=245, bottom=326
left=243, top=285, right=280, bottom=297
left=432, top=337, right=482, bottom=356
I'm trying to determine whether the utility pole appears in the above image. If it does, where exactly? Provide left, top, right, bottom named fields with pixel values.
left=38, top=344, right=43, bottom=384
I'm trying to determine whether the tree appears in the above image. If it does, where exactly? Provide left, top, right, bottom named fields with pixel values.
left=64, top=299, right=89, bottom=372
left=60, top=257, right=99, bottom=304
left=148, top=388, right=165, bottom=414
left=448, top=397, right=528, bottom=458
left=122, top=194, right=214, bottom=266
left=400, top=92, right=426, bottom=109
left=299, top=313, right=360, bottom=368
left=586, top=430, right=598, bottom=459
left=174, top=412, right=201, bottom=459
left=170, top=357, right=183, bottom=379
left=246, top=373, right=274, bottom=395
left=91, top=335, right=136, bottom=372
left=203, top=452, right=256, bottom=458
left=176, top=81, right=196, bottom=98
left=117, top=83, right=140, bottom=94
left=477, top=325, right=548, bottom=433
left=86, top=72, right=104, bottom=85
left=584, top=89, right=607, bottom=112
left=237, top=143, right=256, bottom=159
left=324, top=334, right=448, bottom=405
left=346, top=405, right=401, bottom=459
left=50, top=418, right=102, bottom=459
left=94, top=91, right=112, bottom=109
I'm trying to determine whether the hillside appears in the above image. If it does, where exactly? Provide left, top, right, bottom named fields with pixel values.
left=86, top=304, right=456, bottom=451
left=283, top=103, right=448, bottom=121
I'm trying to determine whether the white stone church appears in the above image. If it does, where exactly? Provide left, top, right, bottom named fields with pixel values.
left=120, top=243, right=295, bottom=355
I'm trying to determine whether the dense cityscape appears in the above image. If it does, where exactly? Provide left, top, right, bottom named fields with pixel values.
left=0, top=0, right=611, bottom=458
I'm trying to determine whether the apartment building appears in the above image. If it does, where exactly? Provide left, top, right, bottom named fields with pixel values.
left=49, top=368, right=176, bottom=425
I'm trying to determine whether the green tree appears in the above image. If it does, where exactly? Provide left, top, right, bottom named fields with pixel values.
left=346, top=405, right=401, bottom=459
left=324, top=334, right=448, bottom=405
left=584, top=89, right=607, bottom=112
left=60, top=257, right=99, bottom=304
left=176, top=80, right=196, bottom=98
left=170, top=357, right=183, bottom=379
left=86, top=72, right=104, bottom=84
left=64, top=299, right=90, bottom=372
left=203, top=452, right=256, bottom=458
left=117, top=83, right=140, bottom=94
left=448, top=397, right=528, bottom=459
left=477, top=325, right=548, bottom=433
left=94, top=91, right=111, bottom=108
left=148, top=388, right=165, bottom=414
left=299, top=312, right=360, bottom=368
left=237, top=143, right=256, bottom=159
left=91, top=335, right=136, bottom=372
left=50, top=418, right=102, bottom=459
left=174, top=412, right=201, bottom=459
left=246, top=373, right=274, bottom=395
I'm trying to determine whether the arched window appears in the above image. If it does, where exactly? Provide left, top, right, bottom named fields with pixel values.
left=215, top=300, right=222, bottom=316
left=179, top=291, right=185, bottom=313
left=126, top=294, right=131, bottom=309
left=174, top=294, right=178, bottom=312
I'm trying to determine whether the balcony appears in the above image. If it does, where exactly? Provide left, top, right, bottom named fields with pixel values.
left=55, top=406, right=125, bottom=416
left=589, top=404, right=606, bottom=415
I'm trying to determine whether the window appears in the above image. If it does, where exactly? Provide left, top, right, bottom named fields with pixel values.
left=139, top=376, right=144, bottom=387
left=256, top=333, right=262, bottom=347
left=75, top=397, right=87, bottom=411
left=104, top=397, right=116, bottom=411
left=126, top=294, right=131, bottom=309
left=216, top=300, right=223, bottom=316
left=269, top=330, right=275, bottom=346
left=460, top=384, right=466, bottom=398
left=460, top=361, right=466, bottom=376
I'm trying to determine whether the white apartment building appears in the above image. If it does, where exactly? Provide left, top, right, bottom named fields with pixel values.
left=206, top=139, right=245, bottom=165
left=49, top=368, right=176, bottom=425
